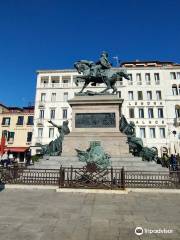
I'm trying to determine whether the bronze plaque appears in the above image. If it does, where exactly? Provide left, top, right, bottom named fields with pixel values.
left=75, top=113, right=116, bottom=128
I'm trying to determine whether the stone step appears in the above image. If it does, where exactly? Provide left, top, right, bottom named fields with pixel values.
left=30, top=164, right=167, bottom=171
left=30, top=155, right=168, bottom=172
left=47, top=156, right=143, bottom=162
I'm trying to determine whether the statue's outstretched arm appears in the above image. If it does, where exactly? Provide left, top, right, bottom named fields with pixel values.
left=48, top=120, right=59, bottom=128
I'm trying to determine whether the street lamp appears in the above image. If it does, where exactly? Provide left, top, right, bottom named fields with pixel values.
left=172, top=130, right=177, bottom=154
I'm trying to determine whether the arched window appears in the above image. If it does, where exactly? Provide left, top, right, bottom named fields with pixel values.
left=162, top=147, right=168, bottom=154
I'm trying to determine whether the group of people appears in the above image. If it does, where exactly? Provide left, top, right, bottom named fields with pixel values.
left=0, top=151, right=16, bottom=167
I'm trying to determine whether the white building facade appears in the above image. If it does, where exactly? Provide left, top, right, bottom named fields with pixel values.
left=31, top=61, right=180, bottom=156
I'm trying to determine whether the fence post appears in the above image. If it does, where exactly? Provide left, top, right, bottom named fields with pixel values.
left=59, top=165, right=63, bottom=188
left=58, top=166, right=61, bottom=188
left=70, top=165, right=73, bottom=187
left=111, top=167, right=113, bottom=189
left=177, top=171, right=180, bottom=188
left=121, top=167, right=125, bottom=190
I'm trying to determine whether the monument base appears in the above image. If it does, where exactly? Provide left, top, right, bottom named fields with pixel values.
left=60, top=95, right=130, bottom=158
left=61, top=131, right=130, bottom=157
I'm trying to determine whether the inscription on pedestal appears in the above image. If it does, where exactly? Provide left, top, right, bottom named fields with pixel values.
left=75, top=113, right=116, bottom=128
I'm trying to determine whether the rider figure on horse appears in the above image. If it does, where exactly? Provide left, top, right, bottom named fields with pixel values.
left=90, top=51, right=111, bottom=84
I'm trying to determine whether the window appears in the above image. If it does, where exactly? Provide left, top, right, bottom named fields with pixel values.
left=51, top=93, right=56, bottom=102
left=40, top=76, right=49, bottom=85
left=154, top=73, right=160, bottom=85
left=51, top=76, right=60, bottom=86
left=170, top=72, right=176, bottom=80
left=63, top=79, right=69, bottom=83
left=2, top=130, right=8, bottom=138
left=62, top=76, right=70, bottom=83
left=156, top=91, right=162, bottom=100
left=27, top=116, right=34, bottom=125
left=145, top=73, right=151, bottom=85
left=128, top=91, right=134, bottom=100
left=136, top=73, right=142, bottom=85
left=177, top=72, right=180, bottom=79
left=17, top=116, right=24, bottom=125
left=39, top=110, right=44, bottom=119
left=118, top=91, right=121, bottom=98
left=158, top=108, right=164, bottom=118
left=49, top=128, right=54, bottom=138
left=147, top=91, right=152, bottom=100
left=27, top=132, right=32, bottom=142
left=148, top=108, right=154, bottom=118
left=129, top=108, right=135, bottom=118
left=62, top=76, right=70, bottom=87
left=62, top=109, right=68, bottom=119
left=140, top=128, right=146, bottom=138
left=2, top=117, right=11, bottom=126
left=41, top=93, right=46, bottom=102
left=128, top=74, right=133, bottom=85
left=50, top=109, right=55, bottom=119
left=38, top=128, right=43, bottom=138
left=138, top=91, right=143, bottom=100
left=159, top=128, right=165, bottom=138
left=149, top=128, right=156, bottom=138
left=172, top=85, right=178, bottom=95
left=7, top=132, right=15, bottom=141
left=63, top=92, right=68, bottom=102
left=175, top=107, right=180, bottom=118
left=139, top=108, right=144, bottom=118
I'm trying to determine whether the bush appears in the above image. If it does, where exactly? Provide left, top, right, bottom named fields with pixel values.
left=31, top=155, right=41, bottom=163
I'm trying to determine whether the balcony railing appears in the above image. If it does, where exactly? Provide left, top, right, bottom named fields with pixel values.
left=155, top=80, right=160, bottom=85
left=38, top=101, right=45, bottom=108
left=35, top=138, right=43, bottom=145
left=1, top=123, right=10, bottom=126
left=36, top=119, right=44, bottom=126
left=7, top=138, right=14, bottom=144
left=39, top=83, right=74, bottom=88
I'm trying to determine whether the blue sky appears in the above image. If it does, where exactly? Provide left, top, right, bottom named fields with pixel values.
left=0, top=0, right=180, bottom=106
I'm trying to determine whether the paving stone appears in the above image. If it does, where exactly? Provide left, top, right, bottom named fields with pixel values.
left=0, top=190, right=180, bottom=240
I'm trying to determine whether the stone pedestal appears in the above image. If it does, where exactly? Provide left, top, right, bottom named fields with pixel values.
left=61, top=95, right=130, bottom=157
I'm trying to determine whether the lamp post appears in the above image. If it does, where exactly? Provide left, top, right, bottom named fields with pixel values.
left=112, top=56, right=119, bottom=67
left=172, top=130, right=177, bottom=154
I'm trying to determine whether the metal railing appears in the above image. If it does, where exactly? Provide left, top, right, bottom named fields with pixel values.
left=1, top=166, right=180, bottom=189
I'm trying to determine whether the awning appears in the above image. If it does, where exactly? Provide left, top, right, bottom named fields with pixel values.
left=0, top=136, right=6, bottom=155
left=4, top=147, right=29, bottom=153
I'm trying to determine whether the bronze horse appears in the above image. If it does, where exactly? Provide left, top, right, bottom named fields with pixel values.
left=74, top=60, right=130, bottom=94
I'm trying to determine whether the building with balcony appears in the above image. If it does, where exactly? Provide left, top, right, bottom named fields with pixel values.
left=0, top=104, right=34, bottom=162
left=31, top=61, right=180, bottom=157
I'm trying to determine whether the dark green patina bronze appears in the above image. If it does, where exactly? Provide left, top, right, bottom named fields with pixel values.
left=119, top=115, right=157, bottom=161
left=74, top=51, right=130, bottom=95
left=76, top=141, right=111, bottom=169
left=39, top=120, right=70, bottom=156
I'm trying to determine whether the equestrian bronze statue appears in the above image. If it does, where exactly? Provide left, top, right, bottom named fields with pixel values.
left=74, top=51, right=130, bottom=94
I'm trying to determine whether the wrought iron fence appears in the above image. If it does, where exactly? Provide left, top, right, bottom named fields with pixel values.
left=60, top=166, right=125, bottom=189
left=125, top=170, right=180, bottom=188
left=0, top=167, right=59, bottom=185
left=0, top=166, right=180, bottom=189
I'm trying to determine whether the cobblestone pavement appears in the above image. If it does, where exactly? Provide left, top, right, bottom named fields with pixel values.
left=0, top=189, right=180, bottom=240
